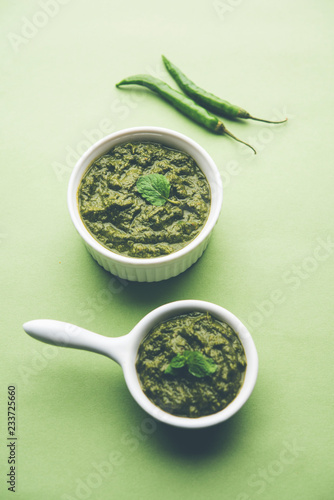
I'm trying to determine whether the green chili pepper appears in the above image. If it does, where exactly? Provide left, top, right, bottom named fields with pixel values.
left=116, top=75, right=256, bottom=154
left=162, top=55, right=287, bottom=124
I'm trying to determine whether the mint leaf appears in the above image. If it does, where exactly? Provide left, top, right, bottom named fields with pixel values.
left=170, top=354, right=186, bottom=368
left=186, top=351, right=217, bottom=378
left=136, top=174, right=170, bottom=206
left=136, top=174, right=179, bottom=206
left=165, top=350, right=217, bottom=378
left=165, top=365, right=177, bottom=375
left=165, top=354, right=185, bottom=375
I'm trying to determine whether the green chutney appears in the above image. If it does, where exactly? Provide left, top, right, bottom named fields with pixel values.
left=78, top=142, right=210, bottom=258
left=136, top=312, right=247, bottom=418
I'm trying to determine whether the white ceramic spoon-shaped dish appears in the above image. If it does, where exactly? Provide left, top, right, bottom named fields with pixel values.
left=23, top=300, right=258, bottom=429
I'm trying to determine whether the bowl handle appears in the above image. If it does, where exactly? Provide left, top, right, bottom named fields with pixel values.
left=22, top=319, right=129, bottom=365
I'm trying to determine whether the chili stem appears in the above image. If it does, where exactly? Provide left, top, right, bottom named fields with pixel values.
left=223, top=130, right=257, bottom=155
left=247, top=116, right=288, bottom=124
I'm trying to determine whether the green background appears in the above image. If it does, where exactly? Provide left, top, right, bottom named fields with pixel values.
left=1, top=0, right=334, bottom=498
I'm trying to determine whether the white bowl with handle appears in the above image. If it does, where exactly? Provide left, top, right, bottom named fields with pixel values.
left=23, top=300, right=258, bottom=429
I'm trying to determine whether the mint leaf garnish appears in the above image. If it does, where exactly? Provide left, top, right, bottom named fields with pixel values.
left=165, top=350, right=217, bottom=378
left=165, top=354, right=185, bottom=375
left=136, top=174, right=178, bottom=206
left=165, top=365, right=177, bottom=375
left=170, top=353, right=186, bottom=368
left=185, top=351, right=217, bottom=378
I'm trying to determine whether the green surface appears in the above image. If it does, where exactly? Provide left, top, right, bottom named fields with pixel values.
left=1, top=1, right=334, bottom=499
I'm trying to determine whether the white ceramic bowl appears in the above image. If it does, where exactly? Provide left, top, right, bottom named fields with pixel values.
left=23, top=300, right=258, bottom=429
left=67, top=127, right=223, bottom=282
